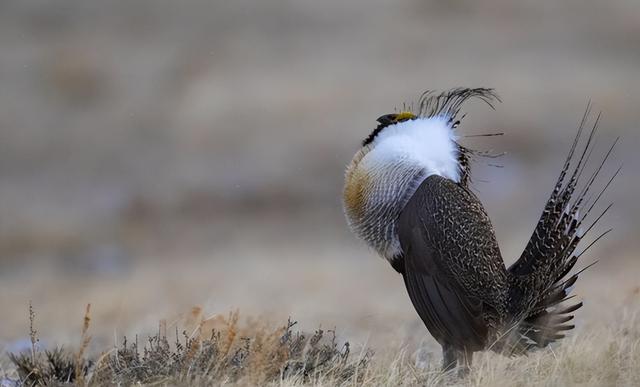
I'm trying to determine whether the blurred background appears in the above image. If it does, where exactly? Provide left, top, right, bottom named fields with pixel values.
left=1, top=0, right=638, bottom=354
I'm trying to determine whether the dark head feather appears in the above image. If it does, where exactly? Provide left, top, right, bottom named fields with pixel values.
left=362, top=88, right=501, bottom=147
left=418, top=88, right=501, bottom=123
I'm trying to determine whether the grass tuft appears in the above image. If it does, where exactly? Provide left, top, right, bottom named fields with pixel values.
left=6, top=306, right=371, bottom=386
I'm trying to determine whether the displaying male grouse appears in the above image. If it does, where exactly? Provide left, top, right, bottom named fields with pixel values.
left=343, top=88, right=617, bottom=373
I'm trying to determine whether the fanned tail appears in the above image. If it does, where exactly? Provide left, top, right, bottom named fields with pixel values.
left=502, top=104, right=619, bottom=353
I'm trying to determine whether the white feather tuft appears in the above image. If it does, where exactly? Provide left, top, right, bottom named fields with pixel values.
left=363, top=117, right=461, bottom=182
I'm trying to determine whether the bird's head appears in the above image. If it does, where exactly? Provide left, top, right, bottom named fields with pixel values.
left=361, top=111, right=417, bottom=146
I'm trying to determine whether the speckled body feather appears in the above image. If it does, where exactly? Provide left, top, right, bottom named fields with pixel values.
left=399, top=175, right=509, bottom=351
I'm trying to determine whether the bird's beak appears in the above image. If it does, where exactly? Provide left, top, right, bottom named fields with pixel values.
left=376, top=114, right=397, bottom=126
left=376, top=111, right=416, bottom=125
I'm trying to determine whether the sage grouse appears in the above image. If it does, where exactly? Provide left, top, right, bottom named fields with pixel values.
left=343, top=88, right=617, bottom=373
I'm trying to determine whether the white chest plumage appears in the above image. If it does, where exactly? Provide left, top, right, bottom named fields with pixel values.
left=343, top=117, right=461, bottom=261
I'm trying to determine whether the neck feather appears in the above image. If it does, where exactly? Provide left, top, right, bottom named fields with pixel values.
left=343, top=117, right=461, bottom=260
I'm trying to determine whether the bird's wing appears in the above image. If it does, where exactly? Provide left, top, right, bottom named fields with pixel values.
left=397, top=174, right=508, bottom=350
left=507, top=107, right=619, bottom=349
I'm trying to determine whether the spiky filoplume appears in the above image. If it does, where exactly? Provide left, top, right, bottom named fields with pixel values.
left=342, top=88, right=617, bottom=372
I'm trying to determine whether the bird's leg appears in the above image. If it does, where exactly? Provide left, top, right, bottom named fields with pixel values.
left=441, top=344, right=457, bottom=372
left=457, top=348, right=473, bottom=377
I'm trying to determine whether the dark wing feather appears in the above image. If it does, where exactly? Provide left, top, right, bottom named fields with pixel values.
left=398, top=175, right=509, bottom=351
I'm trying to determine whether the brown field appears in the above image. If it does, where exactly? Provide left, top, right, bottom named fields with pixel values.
left=1, top=217, right=638, bottom=385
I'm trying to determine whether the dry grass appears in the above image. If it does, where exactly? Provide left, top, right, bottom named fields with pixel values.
left=339, top=311, right=640, bottom=387
left=3, top=304, right=639, bottom=386
left=4, top=306, right=372, bottom=386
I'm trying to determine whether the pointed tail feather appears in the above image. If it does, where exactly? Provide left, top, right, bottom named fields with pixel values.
left=504, top=106, right=618, bottom=352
